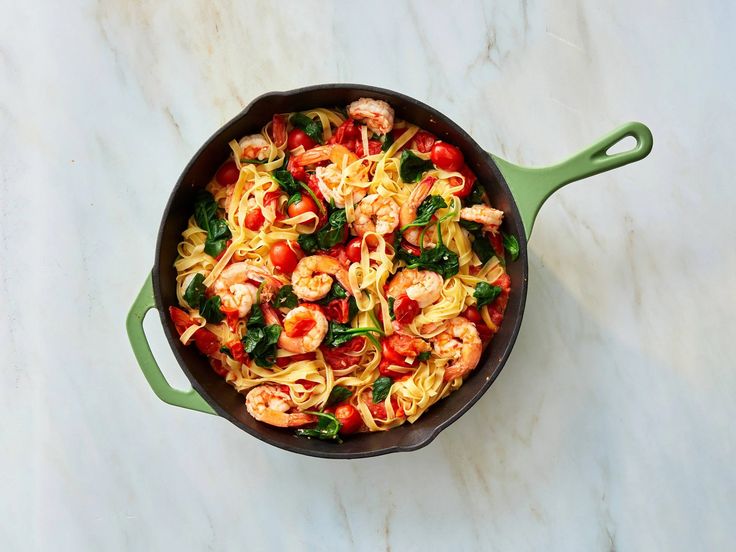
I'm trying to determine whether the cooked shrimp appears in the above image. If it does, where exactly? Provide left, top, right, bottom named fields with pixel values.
left=434, top=317, right=482, bottom=381
left=315, top=164, right=366, bottom=208
left=347, top=98, right=395, bottom=135
left=399, top=176, right=439, bottom=246
left=292, top=255, right=354, bottom=301
left=239, top=134, right=269, bottom=161
left=386, top=268, right=443, bottom=308
left=385, top=333, right=431, bottom=358
left=264, top=305, right=329, bottom=353
left=353, top=194, right=400, bottom=237
left=460, top=205, right=504, bottom=233
left=211, top=262, right=275, bottom=318
left=294, top=144, right=357, bottom=167
left=245, top=384, right=316, bottom=427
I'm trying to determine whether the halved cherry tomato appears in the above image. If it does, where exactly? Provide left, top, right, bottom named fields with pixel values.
left=320, top=336, right=365, bottom=370
left=381, top=339, right=409, bottom=366
left=393, top=294, right=420, bottom=324
left=271, top=114, right=287, bottom=146
left=169, top=306, right=194, bottom=336
left=325, top=244, right=350, bottom=268
left=227, top=340, right=247, bottom=363
left=378, top=359, right=408, bottom=379
left=193, top=328, right=220, bottom=355
left=329, top=118, right=361, bottom=145
left=286, top=318, right=316, bottom=338
left=264, top=191, right=282, bottom=207
left=287, top=156, right=307, bottom=182
left=215, top=160, right=240, bottom=185
left=288, top=129, right=317, bottom=151
left=365, top=394, right=404, bottom=420
left=296, top=378, right=318, bottom=390
left=346, top=238, right=363, bottom=263
left=489, top=232, right=504, bottom=257
left=287, top=193, right=319, bottom=219
left=325, top=298, right=350, bottom=323
left=244, top=209, right=265, bottom=231
left=490, top=308, right=504, bottom=327
left=275, top=352, right=316, bottom=368
left=430, top=141, right=464, bottom=171
left=335, top=404, right=362, bottom=434
left=476, top=322, right=495, bottom=342
left=413, top=130, right=436, bottom=153
left=270, top=240, right=302, bottom=274
left=450, top=164, right=477, bottom=198
left=463, top=306, right=483, bottom=324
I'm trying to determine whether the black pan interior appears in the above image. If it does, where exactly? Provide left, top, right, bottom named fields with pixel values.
left=152, top=84, right=529, bottom=458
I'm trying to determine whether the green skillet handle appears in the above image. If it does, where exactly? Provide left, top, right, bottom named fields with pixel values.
left=126, top=273, right=215, bottom=415
left=492, top=122, right=653, bottom=239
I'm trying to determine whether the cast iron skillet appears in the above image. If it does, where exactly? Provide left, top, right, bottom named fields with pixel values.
left=126, top=84, right=652, bottom=459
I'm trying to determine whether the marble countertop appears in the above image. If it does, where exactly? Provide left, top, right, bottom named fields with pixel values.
left=2, top=0, right=734, bottom=550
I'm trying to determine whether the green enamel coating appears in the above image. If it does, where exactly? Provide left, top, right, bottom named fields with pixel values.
left=126, top=273, right=216, bottom=415
left=493, top=122, right=653, bottom=238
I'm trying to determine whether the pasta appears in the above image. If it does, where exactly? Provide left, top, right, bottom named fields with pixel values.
left=169, top=98, right=515, bottom=441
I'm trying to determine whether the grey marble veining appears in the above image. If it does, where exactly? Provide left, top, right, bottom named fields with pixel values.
left=1, top=1, right=735, bottom=550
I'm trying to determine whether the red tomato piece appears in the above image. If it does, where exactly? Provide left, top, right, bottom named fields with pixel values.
left=193, top=328, right=220, bottom=355
left=296, top=378, right=318, bottom=389
left=307, top=174, right=325, bottom=202
left=400, top=240, right=421, bottom=257
left=220, top=305, right=240, bottom=332
left=325, top=298, right=350, bottom=324
left=450, top=164, right=478, bottom=198
left=335, top=404, right=362, bottom=434
left=489, top=232, right=504, bottom=257
left=271, top=114, right=287, bottom=146
left=381, top=339, right=409, bottom=367
left=430, top=142, right=464, bottom=172
left=275, top=352, right=316, bottom=368
left=463, top=306, right=483, bottom=324
left=264, top=191, right=282, bottom=207
left=227, top=340, right=247, bottom=363
left=365, top=395, right=404, bottom=420
left=329, top=118, right=361, bottom=145
left=169, top=306, right=194, bottom=336
left=490, top=309, right=504, bottom=327
left=325, top=244, right=350, bottom=269
left=210, top=358, right=229, bottom=378
left=393, top=294, right=420, bottom=324
left=287, top=193, right=319, bottom=219
left=287, top=128, right=317, bottom=151
left=413, top=130, right=436, bottom=153
left=269, top=240, right=301, bottom=274
left=215, top=161, right=240, bottom=186
left=355, top=140, right=382, bottom=157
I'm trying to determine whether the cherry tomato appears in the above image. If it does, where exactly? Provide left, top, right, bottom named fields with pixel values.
left=264, top=191, right=282, bottom=207
left=381, top=339, right=409, bottom=366
left=227, top=340, right=247, bottom=363
left=269, top=240, right=301, bottom=273
left=210, top=358, right=229, bottom=378
left=365, top=394, right=405, bottom=420
left=463, top=306, right=483, bottom=324
left=288, top=129, right=317, bottom=151
left=169, top=307, right=194, bottom=336
left=355, top=140, right=382, bottom=157
left=393, top=294, right=420, bottom=324
left=476, top=323, right=495, bottom=342
left=335, top=404, right=362, bottom=434
left=329, top=118, right=361, bottom=145
left=287, top=193, right=319, bottom=219
left=215, top=160, right=240, bottom=185
left=378, top=359, right=408, bottom=379
left=450, top=164, right=477, bottom=198
left=490, top=309, right=504, bottom=327
left=400, top=240, right=421, bottom=257
left=320, top=336, right=364, bottom=371
left=244, top=209, right=265, bottom=231
left=271, top=114, right=287, bottom=146
left=296, top=378, right=318, bottom=390
left=220, top=305, right=240, bottom=332
left=413, top=130, right=436, bottom=153
left=430, top=142, right=464, bottom=172
left=346, top=238, right=363, bottom=263
left=489, top=232, right=504, bottom=257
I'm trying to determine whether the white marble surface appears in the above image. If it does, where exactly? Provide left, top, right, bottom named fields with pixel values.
left=2, top=0, right=735, bottom=550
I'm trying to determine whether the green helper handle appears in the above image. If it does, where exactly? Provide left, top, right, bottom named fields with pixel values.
left=126, top=273, right=215, bottom=415
left=493, top=122, right=653, bottom=238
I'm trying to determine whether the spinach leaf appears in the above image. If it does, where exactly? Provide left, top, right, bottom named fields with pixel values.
left=272, top=167, right=301, bottom=195
left=242, top=324, right=281, bottom=367
left=459, top=219, right=483, bottom=233
left=399, top=150, right=434, bottom=183
left=271, top=285, right=298, bottom=309
left=381, top=131, right=394, bottom=152
left=295, top=411, right=342, bottom=442
left=247, top=302, right=265, bottom=329
left=474, top=281, right=502, bottom=308
left=404, top=240, right=459, bottom=279
left=465, top=183, right=485, bottom=206
left=199, top=295, right=225, bottom=324
left=298, top=209, right=348, bottom=253
left=502, top=232, right=520, bottom=261
left=324, top=322, right=383, bottom=348
left=348, top=296, right=359, bottom=321
left=387, top=297, right=396, bottom=321
left=318, top=282, right=348, bottom=304
left=417, top=351, right=431, bottom=362
left=183, top=273, right=206, bottom=309
left=372, top=376, right=393, bottom=402
left=472, top=234, right=495, bottom=264
left=325, top=385, right=353, bottom=407
left=401, top=195, right=447, bottom=231
left=193, top=190, right=232, bottom=258
left=290, top=113, right=324, bottom=145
